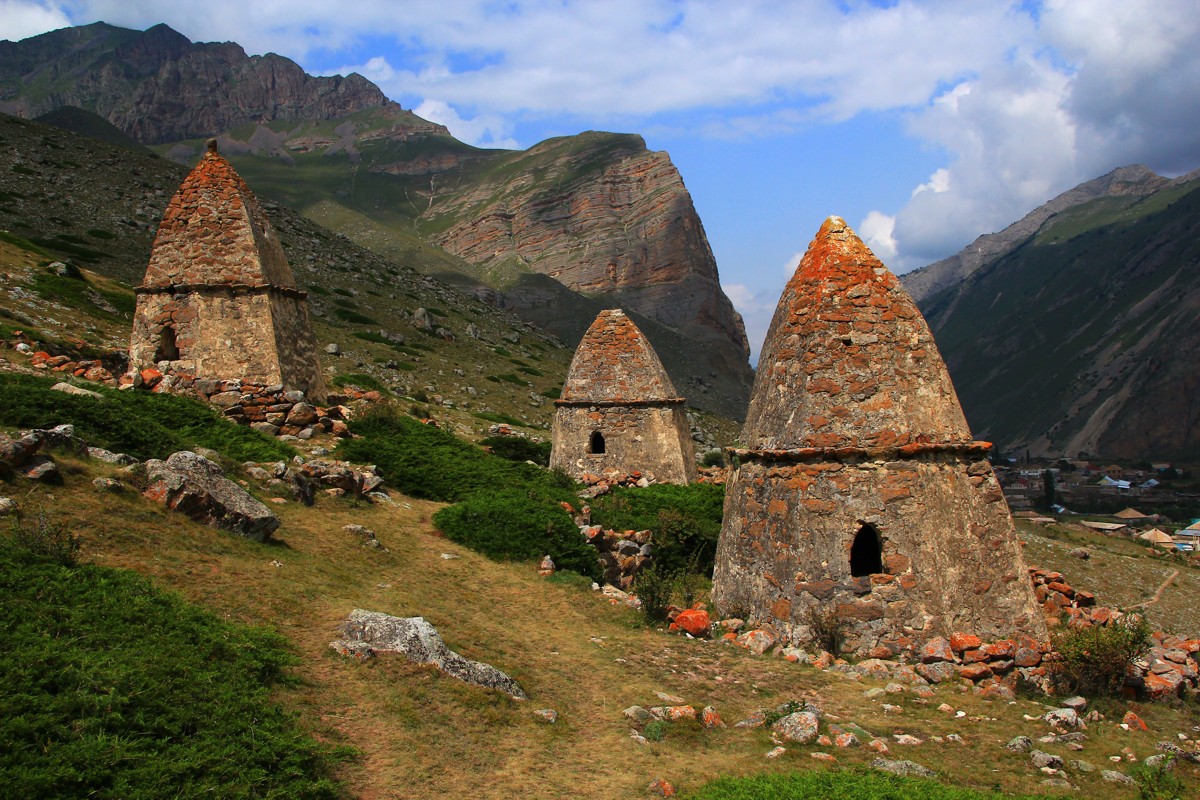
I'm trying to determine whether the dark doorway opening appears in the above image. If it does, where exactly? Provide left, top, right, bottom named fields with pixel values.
left=589, top=431, right=606, bottom=454
left=154, top=325, right=179, bottom=362
left=850, top=523, right=883, bottom=577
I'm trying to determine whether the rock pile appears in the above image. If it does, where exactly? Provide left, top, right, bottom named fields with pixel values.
left=576, top=469, right=660, bottom=499
left=28, top=350, right=117, bottom=385
left=580, top=524, right=652, bottom=589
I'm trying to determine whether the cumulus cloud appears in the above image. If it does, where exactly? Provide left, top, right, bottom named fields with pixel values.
left=858, top=211, right=898, bottom=264
left=0, top=0, right=70, bottom=41
left=412, top=99, right=518, bottom=149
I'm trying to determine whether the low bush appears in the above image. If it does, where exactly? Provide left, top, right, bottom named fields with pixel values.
left=5, top=508, right=80, bottom=566
left=433, top=490, right=600, bottom=581
left=1054, top=614, right=1152, bottom=696
left=331, top=372, right=388, bottom=393
left=480, top=435, right=552, bottom=467
left=589, top=483, right=724, bottom=576
left=0, top=374, right=292, bottom=462
left=0, top=540, right=346, bottom=798
left=688, top=768, right=1052, bottom=799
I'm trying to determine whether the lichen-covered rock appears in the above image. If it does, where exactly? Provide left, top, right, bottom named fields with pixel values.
left=871, top=758, right=935, bottom=778
left=333, top=609, right=527, bottom=700
left=142, top=451, right=279, bottom=540
left=771, top=710, right=819, bottom=744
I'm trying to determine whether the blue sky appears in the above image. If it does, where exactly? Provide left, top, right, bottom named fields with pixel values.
left=4, top=0, right=1200, bottom=359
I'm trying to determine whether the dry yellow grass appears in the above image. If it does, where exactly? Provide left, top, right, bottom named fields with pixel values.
left=18, top=459, right=1200, bottom=799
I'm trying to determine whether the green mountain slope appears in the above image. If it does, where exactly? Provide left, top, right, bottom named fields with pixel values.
left=917, top=171, right=1200, bottom=460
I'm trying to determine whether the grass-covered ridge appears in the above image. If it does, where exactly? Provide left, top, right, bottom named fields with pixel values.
left=0, top=537, right=345, bottom=799
left=685, top=769, right=1055, bottom=800
left=0, top=373, right=293, bottom=462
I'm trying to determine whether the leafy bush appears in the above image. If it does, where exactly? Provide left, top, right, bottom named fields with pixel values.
left=480, top=436, right=552, bottom=467
left=700, top=449, right=726, bottom=468
left=634, top=563, right=676, bottom=623
left=806, top=603, right=845, bottom=654
left=589, top=483, right=724, bottom=576
left=433, top=489, right=600, bottom=581
left=641, top=719, right=668, bottom=742
left=0, top=374, right=292, bottom=462
left=0, top=543, right=345, bottom=799
left=1055, top=615, right=1152, bottom=696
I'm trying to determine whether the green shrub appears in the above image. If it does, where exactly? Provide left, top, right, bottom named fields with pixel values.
left=806, top=603, right=845, bottom=654
left=0, top=544, right=345, bottom=798
left=1132, top=759, right=1186, bottom=800
left=331, top=372, right=388, bottom=393
left=332, top=307, right=378, bottom=325
left=0, top=374, right=292, bottom=462
left=590, top=484, right=724, bottom=576
left=701, top=449, right=726, bottom=468
left=642, top=719, right=668, bottom=742
left=633, top=563, right=676, bottom=623
left=1055, top=615, right=1152, bottom=697
left=539, top=387, right=562, bottom=400
left=473, top=411, right=527, bottom=427
left=480, top=436, right=552, bottom=467
left=433, top=490, right=600, bottom=581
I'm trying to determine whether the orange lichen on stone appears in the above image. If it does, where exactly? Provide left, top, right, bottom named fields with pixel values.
left=712, top=216, right=1046, bottom=659
left=550, top=309, right=696, bottom=484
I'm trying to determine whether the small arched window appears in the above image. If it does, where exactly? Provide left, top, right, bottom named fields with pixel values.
left=155, top=325, right=180, bottom=362
left=588, top=430, right=606, bottom=455
left=849, top=523, right=883, bottom=577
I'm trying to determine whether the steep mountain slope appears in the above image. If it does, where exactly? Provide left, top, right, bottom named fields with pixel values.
left=0, top=112, right=575, bottom=433
left=0, top=22, right=753, bottom=418
left=904, top=166, right=1171, bottom=305
left=909, top=169, right=1200, bottom=460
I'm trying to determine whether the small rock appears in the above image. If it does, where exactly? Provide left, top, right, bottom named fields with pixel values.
left=700, top=706, right=724, bottom=729
left=646, top=777, right=675, bottom=797
left=772, top=710, right=820, bottom=744
left=623, top=706, right=654, bottom=724
left=1068, top=548, right=1090, bottom=560
left=91, top=477, right=124, bottom=492
left=1044, top=708, right=1081, bottom=729
left=765, top=746, right=786, bottom=759
left=810, top=751, right=836, bottom=762
left=533, top=709, right=558, bottom=723
left=654, top=691, right=685, bottom=704
left=537, top=555, right=555, bottom=576
left=1100, top=770, right=1135, bottom=785
left=324, top=343, right=340, bottom=355
left=871, top=758, right=935, bottom=778
left=1005, top=736, right=1033, bottom=752
left=1030, top=751, right=1064, bottom=770
left=1069, top=759, right=1096, bottom=773
left=0, top=497, right=16, bottom=515
left=893, top=734, right=923, bottom=745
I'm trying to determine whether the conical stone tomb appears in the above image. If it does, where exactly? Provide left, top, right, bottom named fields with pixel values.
left=712, top=217, right=1046, bottom=655
left=129, top=139, right=326, bottom=399
left=550, top=309, right=696, bottom=484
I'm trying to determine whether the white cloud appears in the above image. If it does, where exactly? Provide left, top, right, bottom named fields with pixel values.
left=0, top=1, right=70, bottom=41
left=858, top=211, right=898, bottom=264
left=412, top=99, right=518, bottom=149
left=722, top=280, right=783, bottom=364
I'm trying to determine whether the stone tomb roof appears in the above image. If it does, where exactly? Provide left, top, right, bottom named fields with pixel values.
left=558, top=309, right=681, bottom=405
left=742, top=216, right=972, bottom=452
left=140, top=139, right=298, bottom=292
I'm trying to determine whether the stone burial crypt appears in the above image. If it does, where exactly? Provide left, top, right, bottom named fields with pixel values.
left=712, top=216, right=1047, bottom=657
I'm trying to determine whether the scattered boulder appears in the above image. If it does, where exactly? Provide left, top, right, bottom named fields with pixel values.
left=331, top=609, right=527, bottom=700
left=142, top=451, right=279, bottom=540
left=871, top=758, right=935, bottom=778
left=772, top=710, right=820, bottom=744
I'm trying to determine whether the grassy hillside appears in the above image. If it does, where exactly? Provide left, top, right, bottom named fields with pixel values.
left=0, top=436, right=1196, bottom=797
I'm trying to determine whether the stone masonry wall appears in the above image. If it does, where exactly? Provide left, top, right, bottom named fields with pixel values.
left=268, top=291, right=327, bottom=400
left=550, top=402, right=696, bottom=484
left=713, top=450, right=1047, bottom=657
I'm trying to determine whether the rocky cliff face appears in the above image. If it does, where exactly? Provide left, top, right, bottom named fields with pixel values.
left=903, top=166, right=1171, bottom=305
left=426, top=132, right=752, bottom=413
left=0, top=22, right=754, bottom=419
left=0, top=22, right=401, bottom=143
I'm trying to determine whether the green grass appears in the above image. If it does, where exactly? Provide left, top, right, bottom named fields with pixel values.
left=472, top=411, right=527, bottom=427
left=685, top=769, right=1055, bottom=799
left=332, top=308, right=378, bottom=325
left=0, top=539, right=346, bottom=799
left=0, top=373, right=293, bottom=462
left=330, top=373, right=388, bottom=393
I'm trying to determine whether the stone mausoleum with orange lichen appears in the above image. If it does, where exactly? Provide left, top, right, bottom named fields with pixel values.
left=550, top=309, right=697, bottom=484
left=129, top=140, right=326, bottom=400
left=712, top=217, right=1046, bottom=657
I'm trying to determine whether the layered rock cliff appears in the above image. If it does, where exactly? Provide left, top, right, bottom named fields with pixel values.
left=0, top=22, right=423, bottom=143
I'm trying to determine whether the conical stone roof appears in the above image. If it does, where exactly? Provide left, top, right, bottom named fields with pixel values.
left=141, top=139, right=297, bottom=291
left=559, top=309, right=680, bottom=403
left=743, top=216, right=971, bottom=451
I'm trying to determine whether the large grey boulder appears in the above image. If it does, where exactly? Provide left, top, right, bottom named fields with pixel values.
left=331, top=609, right=527, bottom=700
left=142, top=451, right=279, bottom=541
